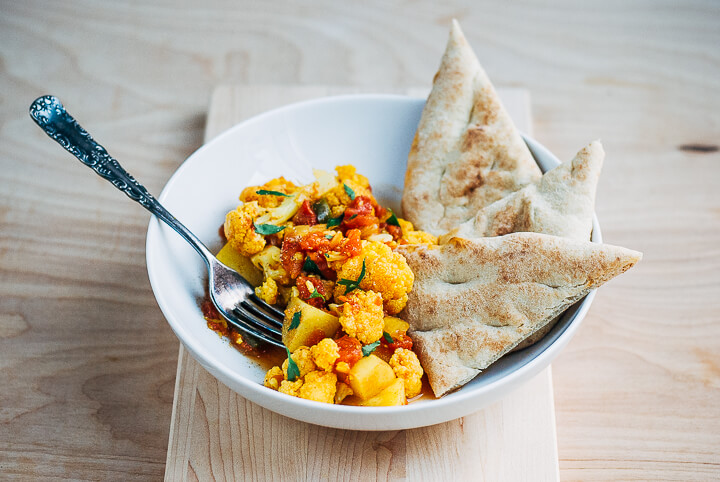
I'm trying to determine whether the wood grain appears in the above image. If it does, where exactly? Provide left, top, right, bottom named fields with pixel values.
left=164, top=85, right=559, bottom=481
left=1, top=1, right=718, bottom=479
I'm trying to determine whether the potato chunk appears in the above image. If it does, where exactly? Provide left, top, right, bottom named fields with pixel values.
left=283, top=297, right=341, bottom=352
left=347, top=354, right=396, bottom=400
left=216, top=243, right=264, bottom=287
left=348, top=378, right=406, bottom=407
left=383, top=316, right=409, bottom=337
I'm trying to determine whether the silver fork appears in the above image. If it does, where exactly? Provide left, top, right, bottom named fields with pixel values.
left=29, top=95, right=286, bottom=347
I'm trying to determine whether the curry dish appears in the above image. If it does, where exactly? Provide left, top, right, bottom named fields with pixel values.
left=203, top=165, right=436, bottom=406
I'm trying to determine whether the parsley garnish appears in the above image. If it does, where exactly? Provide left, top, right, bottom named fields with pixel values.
left=286, top=347, right=300, bottom=381
left=348, top=214, right=358, bottom=221
left=302, top=256, right=322, bottom=275
left=256, top=189, right=290, bottom=197
left=343, top=183, right=356, bottom=201
left=253, top=221, right=285, bottom=235
left=337, top=258, right=366, bottom=294
left=288, top=311, right=301, bottom=330
left=362, top=341, right=381, bottom=357
left=386, top=210, right=400, bottom=227
left=309, top=286, right=326, bottom=301
left=383, top=332, right=394, bottom=343
left=326, top=213, right=343, bottom=228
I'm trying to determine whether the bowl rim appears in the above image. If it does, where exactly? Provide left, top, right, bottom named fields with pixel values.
left=146, top=93, right=600, bottom=428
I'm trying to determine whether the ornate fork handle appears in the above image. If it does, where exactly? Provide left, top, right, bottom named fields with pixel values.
left=29, top=95, right=213, bottom=262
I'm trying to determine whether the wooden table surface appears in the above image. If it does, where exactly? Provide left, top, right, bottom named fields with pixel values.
left=1, top=1, right=718, bottom=480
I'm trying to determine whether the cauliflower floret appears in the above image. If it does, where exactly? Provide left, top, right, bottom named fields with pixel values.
left=240, top=177, right=299, bottom=208
left=255, top=277, right=278, bottom=305
left=282, top=346, right=316, bottom=379
left=263, top=366, right=284, bottom=390
left=389, top=348, right=424, bottom=398
left=336, top=165, right=370, bottom=189
left=310, top=338, right=340, bottom=372
left=298, top=370, right=337, bottom=404
left=323, top=165, right=374, bottom=217
left=251, top=245, right=289, bottom=284
left=334, top=241, right=414, bottom=315
left=278, top=379, right=303, bottom=397
left=224, top=202, right=266, bottom=256
left=334, top=382, right=353, bottom=404
left=338, top=290, right=384, bottom=344
left=398, top=218, right=437, bottom=245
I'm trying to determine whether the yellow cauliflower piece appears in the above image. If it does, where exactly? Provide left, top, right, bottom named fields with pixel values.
left=338, top=290, right=384, bottom=344
left=282, top=346, right=316, bottom=379
left=336, top=165, right=370, bottom=189
left=278, top=379, right=303, bottom=397
left=263, top=366, right=284, bottom=390
left=310, top=338, right=340, bottom=372
left=398, top=218, right=438, bottom=245
left=255, top=277, right=278, bottom=305
left=240, top=177, right=298, bottom=208
left=389, top=348, right=424, bottom=398
left=298, top=370, right=337, bottom=404
left=335, top=382, right=353, bottom=404
left=251, top=245, right=289, bottom=284
left=334, top=241, right=414, bottom=315
left=323, top=165, right=374, bottom=217
left=224, top=202, right=266, bottom=256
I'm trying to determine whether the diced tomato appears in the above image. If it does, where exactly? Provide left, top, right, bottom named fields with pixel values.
left=281, top=234, right=304, bottom=279
left=307, top=251, right=337, bottom=280
left=292, top=200, right=318, bottom=226
left=335, top=335, right=363, bottom=368
left=338, top=229, right=362, bottom=258
left=300, top=232, right=331, bottom=252
left=372, top=199, right=387, bottom=220
left=386, top=333, right=413, bottom=352
left=385, top=224, right=402, bottom=241
left=341, top=196, right=379, bottom=230
left=296, top=275, right=328, bottom=308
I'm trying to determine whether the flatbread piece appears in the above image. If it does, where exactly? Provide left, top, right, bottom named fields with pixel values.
left=398, top=233, right=642, bottom=397
left=402, top=20, right=542, bottom=236
left=439, top=141, right=604, bottom=243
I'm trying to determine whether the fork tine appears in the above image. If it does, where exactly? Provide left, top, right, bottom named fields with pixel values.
left=250, top=294, right=286, bottom=319
left=233, top=305, right=283, bottom=338
left=223, top=311, right=284, bottom=348
left=241, top=300, right=284, bottom=329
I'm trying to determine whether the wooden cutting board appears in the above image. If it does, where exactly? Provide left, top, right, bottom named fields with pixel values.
left=164, top=85, right=559, bottom=481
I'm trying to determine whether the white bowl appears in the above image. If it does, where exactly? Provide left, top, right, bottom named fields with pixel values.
left=146, top=94, right=600, bottom=431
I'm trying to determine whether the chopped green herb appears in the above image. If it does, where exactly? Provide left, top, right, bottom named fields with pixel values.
left=326, top=213, right=343, bottom=228
left=256, top=189, right=290, bottom=197
left=383, top=332, right=394, bottom=344
left=362, top=341, right=381, bottom=357
left=288, top=311, right=301, bottom=331
left=386, top=210, right=400, bottom=227
left=309, top=286, right=326, bottom=301
left=253, top=221, right=286, bottom=235
left=343, top=183, right=356, bottom=201
left=324, top=234, right=334, bottom=240
left=285, top=347, right=300, bottom=381
left=348, top=214, right=358, bottom=221
left=302, top=256, right=322, bottom=275
left=337, top=258, right=366, bottom=294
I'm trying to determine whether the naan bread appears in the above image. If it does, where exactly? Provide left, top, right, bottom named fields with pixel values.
left=439, top=141, right=604, bottom=243
left=437, top=141, right=604, bottom=350
left=402, top=20, right=542, bottom=236
left=398, top=234, right=642, bottom=397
